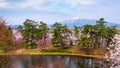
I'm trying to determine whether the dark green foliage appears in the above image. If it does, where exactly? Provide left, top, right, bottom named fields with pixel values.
left=77, top=35, right=91, bottom=47
left=38, top=21, right=49, bottom=39
left=20, top=19, right=38, bottom=48
left=51, top=22, right=71, bottom=49
left=18, top=18, right=118, bottom=49
left=105, top=26, right=118, bottom=46
left=18, top=19, right=49, bottom=49
left=76, top=18, right=118, bottom=48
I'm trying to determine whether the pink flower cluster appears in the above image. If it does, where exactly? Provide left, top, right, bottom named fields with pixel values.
left=37, top=37, right=50, bottom=50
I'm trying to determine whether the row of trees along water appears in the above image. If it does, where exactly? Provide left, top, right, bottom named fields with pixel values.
left=0, top=18, right=118, bottom=52
left=18, top=18, right=118, bottom=49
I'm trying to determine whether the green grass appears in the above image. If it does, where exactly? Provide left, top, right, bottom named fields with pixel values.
left=41, top=51, right=70, bottom=55
left=0, top=50, right=4, bottom=53
left=40, top=46, right=74, bottom=55
left=0, top=46, right=107, bottom=59
left=41, top=47, right=73, bottom=53
left=23, top=44, right=37, bottom=49
left=0, top=50, right=5, bottom=55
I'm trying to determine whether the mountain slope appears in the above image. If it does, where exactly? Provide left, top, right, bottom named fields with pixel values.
left=61, top=19, right=120, bottom=27
left=10, top=19, right=120, bottom=29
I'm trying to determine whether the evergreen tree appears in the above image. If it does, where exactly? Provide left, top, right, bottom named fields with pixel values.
left=105, top=26, right=118, bottom=47
left=51, top=22, right=70, bottom=49
left=96, top=18, right=107, bottom=46
left=18, top=19, right=38, bottom=49
left=38, top=21, right=49, bottom=45
left=78, top=18, right=118, bottom=48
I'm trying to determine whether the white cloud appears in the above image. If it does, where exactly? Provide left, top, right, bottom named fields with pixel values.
left=0, top=0, right=59, bottom=9
left=0, top=0, right=7, bottom=7
left=65, top=0, right=96, bottom=6
left=0, top=0, right=5, bottom=2
left=1, top=0, right=120, bottom=24
left=0, top=0, right=63, bottom=14
left=0, top=0, right=97, bottom=9
left=0, top=2, right=7, bottom=7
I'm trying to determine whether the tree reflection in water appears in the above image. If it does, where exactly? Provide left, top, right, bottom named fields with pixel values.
left=0, top=55, right=109, bottom=68
left=0, top=55, right=11, bottom=68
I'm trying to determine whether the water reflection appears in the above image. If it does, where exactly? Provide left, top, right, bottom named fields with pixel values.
left=0, top=55, right=11, bottom=68
left=0, top=55, right=109, bottom=68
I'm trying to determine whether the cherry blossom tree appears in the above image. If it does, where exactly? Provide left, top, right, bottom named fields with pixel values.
left=0, top=18, right=13, bottom=51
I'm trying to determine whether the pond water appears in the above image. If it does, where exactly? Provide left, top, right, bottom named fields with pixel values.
left=0, top=55, right=109, bottom=68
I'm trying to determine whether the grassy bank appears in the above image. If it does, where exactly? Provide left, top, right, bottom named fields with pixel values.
left=0, top=46, right=107, bottom=59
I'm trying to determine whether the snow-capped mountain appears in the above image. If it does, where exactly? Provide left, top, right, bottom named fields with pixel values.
left=10, top=25, right=20, bottom=29
left=10, top=19, right=120, bottom=29
left=61, top=19, right=120, bottom=28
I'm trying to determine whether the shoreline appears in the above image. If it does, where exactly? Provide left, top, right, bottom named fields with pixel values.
left=0, top=53, right=104, bottom=59
left=0, top=47, right=106, bottom=59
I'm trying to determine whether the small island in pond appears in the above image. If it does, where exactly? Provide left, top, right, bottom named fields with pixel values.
left=0, top=18, right=118, bottom=59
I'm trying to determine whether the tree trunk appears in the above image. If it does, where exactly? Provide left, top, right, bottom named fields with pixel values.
left=26, top=45, right=27, bottom=49
left=70, top=41, right=73, bottom=46
left=43, top=36, right=46, bottom=46
left=102, top=36, right=105, bottom=47
left=107, top=43, right=109, bottom=47
left=62, top=44, right=64, bottom=49
left=31, top=44, right=33, bottom=49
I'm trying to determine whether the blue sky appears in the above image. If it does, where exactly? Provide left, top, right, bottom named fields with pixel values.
left=0, top=0, right=120, bottom=25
